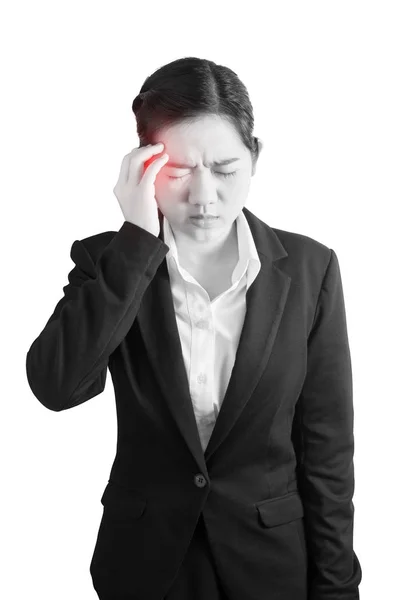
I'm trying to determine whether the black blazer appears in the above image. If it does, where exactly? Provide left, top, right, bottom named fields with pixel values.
left=26, top=207, right=362, bottom=600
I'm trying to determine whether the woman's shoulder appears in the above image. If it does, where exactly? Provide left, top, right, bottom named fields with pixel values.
left=244, top=207, right=332, bottom=266
left=267, top=224, right=334, bottom=287
left=272, top=225, right=331, bottom=257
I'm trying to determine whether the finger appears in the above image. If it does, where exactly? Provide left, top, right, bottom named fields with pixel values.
left=142, top=153, right=169, bottom=186
left=115, top=153, right=134, bottom=187
left=128, top=143, right=165, bottom=181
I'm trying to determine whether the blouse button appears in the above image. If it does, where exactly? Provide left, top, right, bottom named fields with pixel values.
left=196, top=319, right=209, bottom=329
left=197, top=373, right=207, bottom=384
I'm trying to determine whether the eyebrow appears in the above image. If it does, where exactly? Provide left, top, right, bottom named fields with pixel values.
left=166, top=158, right=241, bottom=169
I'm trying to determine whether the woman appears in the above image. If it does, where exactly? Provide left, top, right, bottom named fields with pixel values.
left=26, top=57, right=362, bottom=600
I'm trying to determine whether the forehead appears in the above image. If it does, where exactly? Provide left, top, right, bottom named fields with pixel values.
left=158, top=115, right=246, bottom=160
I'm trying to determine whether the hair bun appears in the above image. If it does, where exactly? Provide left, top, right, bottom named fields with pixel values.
left=132, top=89, right=153, bottom=113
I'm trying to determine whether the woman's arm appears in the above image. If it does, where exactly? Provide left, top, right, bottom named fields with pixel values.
left=26, top=221, right=169, bottom=411
left=293, top=248, right=362, bottom=599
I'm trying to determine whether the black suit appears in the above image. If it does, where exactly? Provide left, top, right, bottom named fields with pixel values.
left=26, top=207, right=362, bottom=599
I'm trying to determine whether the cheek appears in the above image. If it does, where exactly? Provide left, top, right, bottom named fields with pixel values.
left=155, top=178, right=189, bottom=196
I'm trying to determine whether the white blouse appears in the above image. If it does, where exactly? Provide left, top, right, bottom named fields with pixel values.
left=163, top=211, right=261, bottom=452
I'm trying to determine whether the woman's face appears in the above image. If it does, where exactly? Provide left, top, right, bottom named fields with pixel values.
left=151, top=115, right=260, bottom=243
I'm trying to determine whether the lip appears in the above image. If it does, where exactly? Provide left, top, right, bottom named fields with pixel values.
left=189, top=215, right=220, bottom=228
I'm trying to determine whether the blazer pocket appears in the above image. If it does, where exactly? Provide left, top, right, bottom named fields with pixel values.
left=100, top=480, right=147, bottom=519
left=256, top=491, right=304, bottom=528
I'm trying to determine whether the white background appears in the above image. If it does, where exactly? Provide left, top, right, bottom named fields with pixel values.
left=1, top=1, right=399, bottom=598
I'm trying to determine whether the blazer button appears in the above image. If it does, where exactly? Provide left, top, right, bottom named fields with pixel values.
left=194, top=473, right=207, bottom=488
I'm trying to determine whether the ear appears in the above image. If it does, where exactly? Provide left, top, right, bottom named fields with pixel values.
left=251, top=138, right=263, bottom=176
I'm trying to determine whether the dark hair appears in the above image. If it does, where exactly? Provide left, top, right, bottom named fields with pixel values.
left=132, top=57, right=260, bottom=164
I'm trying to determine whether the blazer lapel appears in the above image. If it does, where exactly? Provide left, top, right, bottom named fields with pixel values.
left=136, top=207, right=291, bottom=473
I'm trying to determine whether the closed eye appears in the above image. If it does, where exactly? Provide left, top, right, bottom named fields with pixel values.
left=167, top=171, right=237, bottom=181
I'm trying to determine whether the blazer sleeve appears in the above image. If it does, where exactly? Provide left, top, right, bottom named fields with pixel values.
left=26, top=221, right=170, bottom=412
left=293, top=248, right=362, bottom=599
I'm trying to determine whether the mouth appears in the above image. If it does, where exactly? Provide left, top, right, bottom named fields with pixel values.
left=189, top=215, right=219, bottom=220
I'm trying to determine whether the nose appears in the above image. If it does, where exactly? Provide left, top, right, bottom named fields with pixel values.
left=187, top=172, right=219, bottom=206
